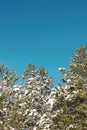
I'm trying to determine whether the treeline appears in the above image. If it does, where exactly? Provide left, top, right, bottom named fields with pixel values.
left=0, top=46, right=87, bottom=130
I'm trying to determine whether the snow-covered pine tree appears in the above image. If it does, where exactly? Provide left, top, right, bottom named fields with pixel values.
left=64, top=46, right=87, bottom=129
left=6, top=64, right=53, bottom=129
left=21, top=64, right=53, bottom=129
left=0, top=64, right=18, bottom=129
left=52, top=46, right=87, bottom=129
left=1, top=45, right=87, bottom=130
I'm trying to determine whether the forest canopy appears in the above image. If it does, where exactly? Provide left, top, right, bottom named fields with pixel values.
left=0, top=45, right=87, bottom=130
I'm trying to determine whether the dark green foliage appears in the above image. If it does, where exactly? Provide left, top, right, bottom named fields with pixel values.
left=0, top=45, right=87, bottom=130
left=52, top=46, right=87, bottom=129
left=0, top=64, right=18, bottom=129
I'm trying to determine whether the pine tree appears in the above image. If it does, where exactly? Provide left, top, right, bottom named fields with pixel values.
left=5, top=64, right=53, bottom=129
left=1, top=46, right=87, bottom=130
left=21, top=64, right=53, bottom=129
left=0, top=64, right=18, bottom=129
left=56, top=46, right=87, bottom=129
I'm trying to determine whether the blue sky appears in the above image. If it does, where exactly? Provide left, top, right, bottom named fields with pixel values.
left=0, top=0, right=87, bottom=85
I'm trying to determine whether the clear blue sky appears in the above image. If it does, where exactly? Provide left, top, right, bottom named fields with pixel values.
left=0, top=0, right=87, bottom=85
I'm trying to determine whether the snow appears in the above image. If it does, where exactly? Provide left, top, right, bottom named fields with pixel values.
left=33, top=126, right=36, bottom=130
left=13, top=87, right=19, bottom=91
left=58, top=67, right=65, bottom=71
left=46, top=98, right=55, bottom=107
left=67, top=79, right=71, bottom=83
left=24, top=90, right=29, bottom=95
left=69, top=124, right=74, bottom=128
